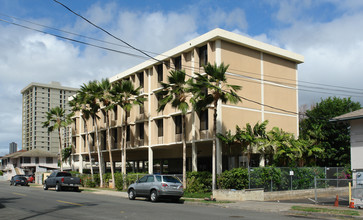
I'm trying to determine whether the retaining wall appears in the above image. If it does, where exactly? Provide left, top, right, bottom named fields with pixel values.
left=214, top=187, right=349, bottom=202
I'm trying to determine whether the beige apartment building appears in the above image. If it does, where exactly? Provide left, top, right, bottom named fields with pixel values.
left=21, top=82, right=78, bottom=154
left=71, top=28, right=304, bottom=174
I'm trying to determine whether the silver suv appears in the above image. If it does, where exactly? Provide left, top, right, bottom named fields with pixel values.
left=128, top=174, right=183, bottom=202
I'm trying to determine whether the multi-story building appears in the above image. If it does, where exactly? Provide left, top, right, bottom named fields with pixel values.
left=21, top=82, right=78, bottom=154
left=9, top=142, right=17, bottom=154
left=71, top=28, right=304, bottom=174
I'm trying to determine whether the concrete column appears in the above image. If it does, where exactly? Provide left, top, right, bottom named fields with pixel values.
left=79, top=154, right=83, bottom=174
left=148, top=147, right=153, bottom=174
left=191, top=49, right=198, bottom=172
left=215, top=39, right=223, bottom=174
left=259, top=154, right=265, bottom=167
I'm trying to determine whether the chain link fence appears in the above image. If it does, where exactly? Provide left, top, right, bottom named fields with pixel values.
left=248, top=167, right=350, bottom=192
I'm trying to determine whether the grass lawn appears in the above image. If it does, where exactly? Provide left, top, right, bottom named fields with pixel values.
left=291, top=206, right=360, bottom=216
left=183, top=191, right=212, bottom=198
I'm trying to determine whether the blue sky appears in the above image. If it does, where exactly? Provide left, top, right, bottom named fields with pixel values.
left=1, top=0, right=363, bottom=155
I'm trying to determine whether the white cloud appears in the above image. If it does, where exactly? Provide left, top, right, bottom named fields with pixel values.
left=0, top=5, right=201, bottom=153
left=205, top=8, right=248, bottom=31
left=270, top=1, right=363, bottom=105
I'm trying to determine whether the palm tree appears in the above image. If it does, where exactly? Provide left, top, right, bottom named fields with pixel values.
left=69, top=88, right=95, bottom=181
left=81, top=80, right=105, bottom=187
left=111, top=80, right=145, bottom=181
left=191, top=62, right=242, bottom=191
left=217, top=130, right=236, bottom=169
left=235, top=121, right=269, bottom=167
left=268, top=127, right=302, bottom=166
left=42, top=106, right=73, bottom=171
left=156, top=69, right=193, bottom=188
left=98, top=78, right=116, bottom=188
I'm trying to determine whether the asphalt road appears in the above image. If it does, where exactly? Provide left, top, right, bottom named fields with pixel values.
left=0, top=181, right=308, bottom=220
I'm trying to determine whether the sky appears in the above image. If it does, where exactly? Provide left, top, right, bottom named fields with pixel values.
left=1, top=0, right=363, bottom=156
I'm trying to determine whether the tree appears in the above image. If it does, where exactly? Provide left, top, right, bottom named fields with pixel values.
left=69, top=86, right=95, bottom=181
left=300, top=97, right=361, bottom=166
left=217, top=130, right=236, bottom=169
left=268, top=127, right=302, bottom=167
left=191, top=62, right=242, bottom=191
left=111, top=80, right=145, bottom=181
left=235, top=120, right=269, bottom=167
left=99, top=78, right=116, bottom=188
left=42, top=106, right=73, bottom=171
left=156, top=69, right=193, bottom=188
left=81, top=80, right=105, bottom=187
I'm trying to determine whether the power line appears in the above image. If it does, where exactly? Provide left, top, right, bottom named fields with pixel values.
left=1, top=9, right=360, bottom=116
left=0, top=18, right=149, bottom=59
left=3, top=11, right=362, bottom=95
left=0, top=13, right=158, bottom=56
left=52, top=0, right=160, bottom=62
left=2, top=14, right=362, bottom=99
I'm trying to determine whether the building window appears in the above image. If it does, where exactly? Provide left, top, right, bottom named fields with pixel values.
left=102, top=110, right=107, bottom=123
left=126, top=125, right=130, bottom=142
left=174, top=115, right=182, bottom=134
left=113, top=128, right=117, bottom=146
left=200, top=110, right=209, bottom=131
left=46, top=157, right=53, bottom=164
left=113, top=106, right=118, bottom=120
left=35, top=157, right=39, bottom=164
left=157, top=64, right=163, bottom=82
left=156, top=93, right=163, bottom=110
left=157, top=119, right=163, bottom=137
left=23, top=157, right=30, bottom=163
left=138, top=72, right=144, bottom=88
left=138, top=123, right=144, bottom=140
left=140, top=101, right=144, bottom=114
left=174, top=56, right=181, bottom=70
left=199, top=45, right=208, bottom=67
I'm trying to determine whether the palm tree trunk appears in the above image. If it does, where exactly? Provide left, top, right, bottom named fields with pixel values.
left=94, top=117, right=104, bottom=187
left=58, top=128, right=63, bottom=171
left=106, top=114, right=115, bottom=188
left=84, top=117, right=94, bottom=182
left=182, top=114, right=187, bottom=188
left=212, top=103, right=217, bottom=191
left=122, top=112, right=127, bottom=175
left=122, top=111, right=128, bottom=190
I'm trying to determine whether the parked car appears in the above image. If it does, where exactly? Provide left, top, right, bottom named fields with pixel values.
left=26, top=175, right=34, bottom=183
left=10, top=175, right=29, bottom=186
left=128, top=174, right=184, bottom=202
left=43, top=171, right=81, bottom=191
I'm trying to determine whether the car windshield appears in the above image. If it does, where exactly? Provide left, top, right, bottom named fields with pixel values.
left=162, top=176, right=181, bottom=183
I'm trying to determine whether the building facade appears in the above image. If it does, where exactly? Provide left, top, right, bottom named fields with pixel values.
left=9, top=142, right=17, bottom=154
left=71, top=28, right=304, bottom=174
left=21, top=82, right=78, bottom=154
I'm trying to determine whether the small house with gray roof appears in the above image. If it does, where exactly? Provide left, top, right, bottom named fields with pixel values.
left=331, top=109, right=363, bottom=174
left=0, top=149, right=58, bottom=180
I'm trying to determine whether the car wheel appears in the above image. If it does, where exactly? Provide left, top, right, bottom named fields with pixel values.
left=150, top=190, right=158, bottom=202
left=128, top=189, right=136, bottom=200
left=73, top=187, right=79, bottom=192
left=55, top=183, right=62, bottom=192
left=43, top=183, right=48, bottom=190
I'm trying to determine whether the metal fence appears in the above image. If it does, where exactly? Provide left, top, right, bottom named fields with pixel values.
left=248, top=167, right=350, bottom=192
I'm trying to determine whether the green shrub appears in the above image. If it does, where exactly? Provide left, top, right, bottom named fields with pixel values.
left=217, top=168, right=248, bottom=190
left=249, top=167, right=283, bottom=191
left=0, top=171, right=3, bottom=176
left=114, top=173, right=146, bottom=191
left=186, top=171, right=212, bottom=193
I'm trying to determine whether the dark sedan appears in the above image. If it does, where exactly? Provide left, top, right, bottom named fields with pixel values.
left=10, top=175, right=29, bottom=186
